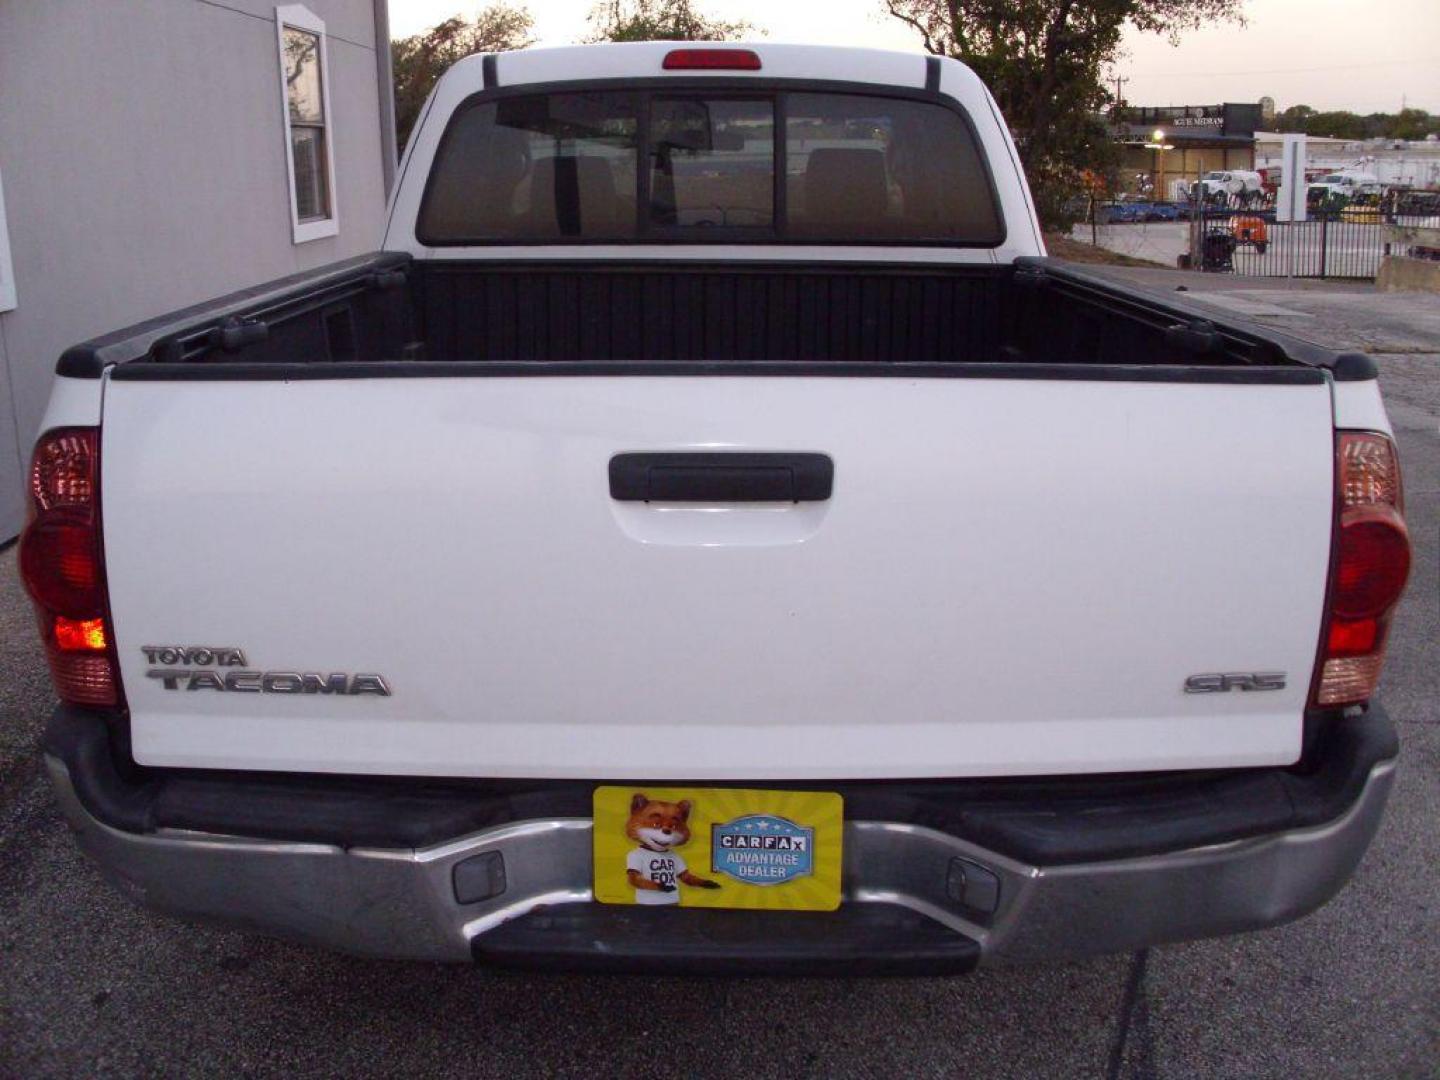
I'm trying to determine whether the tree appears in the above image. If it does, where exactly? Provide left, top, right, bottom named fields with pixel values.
left=586, top=0, right=751, bottom=43
left=1387, top=108, right=1437, bottom=141
left=883, top=0, right=1245, bottom=228
left=1270, top=105, right=1437, bottom=142
left=392, top=5, right=535, bottom=152
left=1272, top=103, right=1317, bottom=133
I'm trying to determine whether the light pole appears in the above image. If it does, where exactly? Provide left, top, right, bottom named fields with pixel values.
left=1143, top=129, right=1182, bottom=264
left=1145, top=128, right=1174, bottom=199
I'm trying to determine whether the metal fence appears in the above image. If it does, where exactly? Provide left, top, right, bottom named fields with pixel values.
left=1190, top=207, right=1440, bottom=279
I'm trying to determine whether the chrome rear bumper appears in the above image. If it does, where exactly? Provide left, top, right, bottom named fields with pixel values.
left=45, top=752, right=1395, bottom=969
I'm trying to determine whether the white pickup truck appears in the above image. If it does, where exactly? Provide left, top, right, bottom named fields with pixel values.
left=25, top=43, right=1410, bottom=973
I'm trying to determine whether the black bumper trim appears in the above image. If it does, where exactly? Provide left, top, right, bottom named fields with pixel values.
left=44, top=704, right=1396, bottom=866
left=471, top=904, right=981, bottom=976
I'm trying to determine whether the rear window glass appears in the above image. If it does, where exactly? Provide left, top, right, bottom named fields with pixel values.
left=418, top=89, right=1002, bottom=246
left=650, top=97, right=774, bottom=230
left=419, top=92, right=639, bottom=241
left=785, top=93, right=1000, bottom=241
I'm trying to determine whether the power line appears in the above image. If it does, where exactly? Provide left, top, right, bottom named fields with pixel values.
left=1126, top=57, right=1437, bottom=78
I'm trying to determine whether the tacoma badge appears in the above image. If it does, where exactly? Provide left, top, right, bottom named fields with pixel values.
left=142, top=645, right=391, bottom=696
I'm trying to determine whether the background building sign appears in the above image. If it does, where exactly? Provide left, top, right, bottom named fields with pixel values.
left=1114, top=103, right=1261, bottom=145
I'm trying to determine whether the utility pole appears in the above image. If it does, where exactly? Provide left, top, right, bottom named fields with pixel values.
left=1112, top=74, right=1128, bottom=106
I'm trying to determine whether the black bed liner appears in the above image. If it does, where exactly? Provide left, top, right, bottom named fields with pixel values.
left=57, top=253, right=1374, bottom=382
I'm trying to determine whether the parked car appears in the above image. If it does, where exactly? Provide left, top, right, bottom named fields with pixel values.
left=1100, top=200, right=1148, bottom=223
left=1146, top=202, right=1183, bottom=222
left=25, top=43, right=1408, bottom=974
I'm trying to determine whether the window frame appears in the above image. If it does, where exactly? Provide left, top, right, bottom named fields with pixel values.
left=275, top=4, right=339, bottom=244
left=416, top=78, right=1007, bottom=249
left=0, top=166, right=15, bottom=311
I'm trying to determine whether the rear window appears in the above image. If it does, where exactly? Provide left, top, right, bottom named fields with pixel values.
left=419, top=92, right=639, bottom=241
left=417, top=88, right=1003, bottom=246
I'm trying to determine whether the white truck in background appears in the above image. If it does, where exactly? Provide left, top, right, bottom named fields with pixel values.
left=1196, top=169, right=1266, bottom=207
left=1309, top=170, right=1386, bottom=204
left=24, top=43, right=1409, bottom=973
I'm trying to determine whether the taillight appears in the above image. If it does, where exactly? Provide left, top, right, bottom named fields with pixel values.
left=662, top=48, right=762, bottom=71
left=1312, top=432, right=1410, bottom=708
left=18, top=427, right=123, bottom=708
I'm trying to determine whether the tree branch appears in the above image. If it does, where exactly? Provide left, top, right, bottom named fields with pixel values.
left=885, top=1, right=943, bottom=55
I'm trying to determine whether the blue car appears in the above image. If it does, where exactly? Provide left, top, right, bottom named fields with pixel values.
left=1099, top=202, right=1147, bottom=223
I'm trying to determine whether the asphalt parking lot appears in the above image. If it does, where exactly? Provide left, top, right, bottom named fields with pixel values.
left=1, top=273, right=1436, bottom=1078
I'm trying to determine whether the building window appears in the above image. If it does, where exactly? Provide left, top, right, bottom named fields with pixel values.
left=0, top=167, right=15, bottom=312
left=275, top=5, right=338, bottom=243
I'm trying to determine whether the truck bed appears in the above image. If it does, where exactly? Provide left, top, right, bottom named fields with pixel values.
left=61, top=252, right=1365, bottom=380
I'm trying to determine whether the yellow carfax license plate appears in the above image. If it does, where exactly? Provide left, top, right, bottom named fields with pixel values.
left=593, top=787, right=843, bottom=911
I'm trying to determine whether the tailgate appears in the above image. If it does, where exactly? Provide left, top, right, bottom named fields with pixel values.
left=101, top=373, right=1336, bottom=778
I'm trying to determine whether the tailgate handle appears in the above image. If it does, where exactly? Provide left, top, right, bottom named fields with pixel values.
left=609, top=453, right=833, bottom=503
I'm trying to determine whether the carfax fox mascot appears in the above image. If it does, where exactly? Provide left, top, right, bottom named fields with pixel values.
left=625, top=793, right=721, bottom=905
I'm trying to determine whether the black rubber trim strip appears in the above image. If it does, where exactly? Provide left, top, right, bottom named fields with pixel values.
left=44, top=703, right=1397, bottom=865
left=55, top=252, right=411, bottom=378
left=472, top=904, right=980, bottom=976
left=925, top=56, right=941, bottom=93
left=481, top=53, right=497, bottom=89
left=107, top=359, right=1325, bottom=384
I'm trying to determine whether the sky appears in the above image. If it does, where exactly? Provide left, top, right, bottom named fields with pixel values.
left=387, top=0, right=1440, bottom=113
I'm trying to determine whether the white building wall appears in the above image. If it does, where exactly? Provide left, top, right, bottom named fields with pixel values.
left=0, top=0, right=390, bottom=538
left=1255, top=136, right=1440, bottom=189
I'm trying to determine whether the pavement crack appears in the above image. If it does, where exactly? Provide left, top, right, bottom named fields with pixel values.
left=1106, top=948, right=1155, bottom=1080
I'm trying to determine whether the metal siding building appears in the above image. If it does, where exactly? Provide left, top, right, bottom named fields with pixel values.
left=0, top=0, right=395, bottom=539
left=1114, top=104, right=1262, bottom=198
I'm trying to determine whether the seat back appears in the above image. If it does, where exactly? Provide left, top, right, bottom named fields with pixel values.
left=797, top=148, right=888, bottom=234
left=529, top=156, right=627, bottom=237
